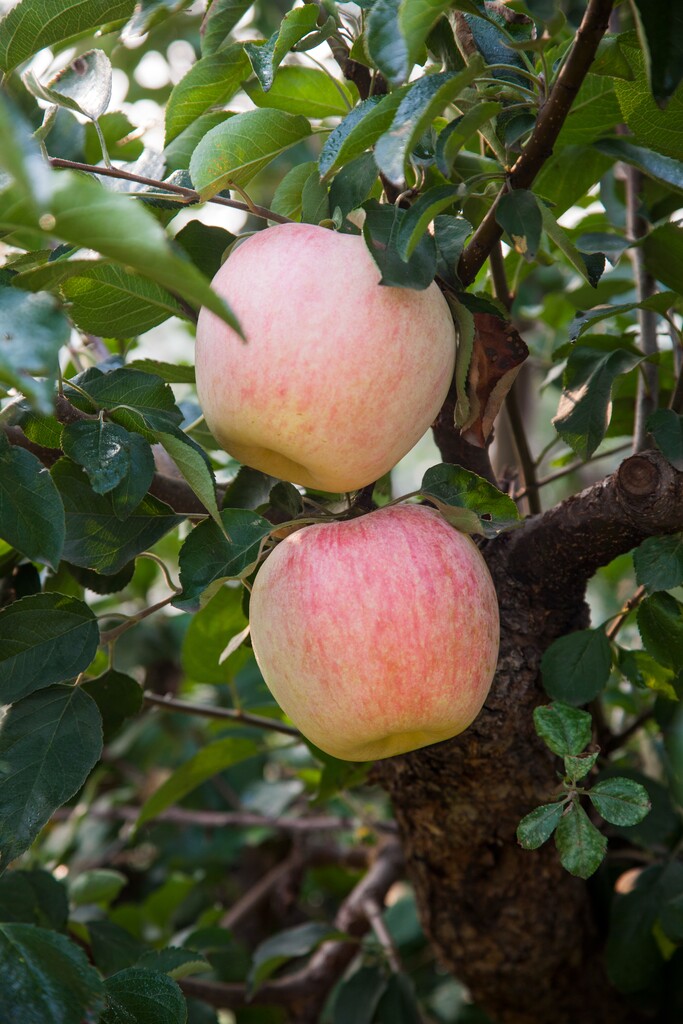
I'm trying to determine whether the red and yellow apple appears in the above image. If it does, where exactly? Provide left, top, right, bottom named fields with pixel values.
left=195, top=223, right=456, bottom=493
left=249, top=504, right=499, bottom=761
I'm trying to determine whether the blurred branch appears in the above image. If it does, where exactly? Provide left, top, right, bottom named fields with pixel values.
left=458, top=0, right=615, bottom=286
left=515, top=442, right=632, bottom=500
left=179, top=840, right=404, bottom=1020
left=143, top=691, right=301, bottom=738
left=625, top=167, right=658, bottom=451
left=48, top=157, right=293, bottom=224
left=605, top=585, right=647, bottom=641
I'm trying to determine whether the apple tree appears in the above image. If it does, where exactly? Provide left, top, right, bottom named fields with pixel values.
left=1, top=0, right=683, bottom=1022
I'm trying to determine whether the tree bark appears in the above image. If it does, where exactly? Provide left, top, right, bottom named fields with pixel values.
left=379, top=451, right=683, bottom=1023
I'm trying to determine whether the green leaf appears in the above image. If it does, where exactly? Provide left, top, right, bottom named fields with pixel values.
left=367, top=0, right=410, bottom=86
left=495, top=189, right=542, bottom=258
left=0, top=684, right=102, bottom=867
left=533, top=702, right=592, bottom=757
left=135, top=947, right=211, bottom=980
left=0, top=924, right=105, bottom=1022
left=607, top=863, right=673, bottom=992
left=48, top=173, right=239, bottom=329
left=0, top=0, right=135, bottom=72
left=173, top=222, right=234, bottom=281
left=155, top=430, right=220, bottom=524
left=564, top=751, right=599, bottom=782
left=81, top=670, right=143, bottom=742
left=516, top=802, right=565, bottom=850
left=0, top=592, right=99, bottom=705
left=84, top=112, right=143, bottom=165
left=634, top=534, right=683, bottom=593
left=642, top=222, right=683, bottom=293
left=435, top=102, right=502, bottom=177
left=0, top=286, right=70, bottom=412
left=102, top=968, right=186, bottom=1024
left=631, top=0, right=683, bottom=105
left=69, top=869, right=127, bottom=907
left=136, top=737, right=259, bottom=827
left=540, top=203, right=606, bottom=287
left=568, top=301, right=643, bottom=341
left=0, top=869, right=67, bottom=929
left=556, top=74, right=621, bottom=147
left=109, top=434, right=156, bottom=521
left=555, top=802, right=607, bottom=878
left=374, top=58, right=484, bottom=186
left=419, top=463, right=520, bottom=537
left=376, top=972, right=422, bottom=1024
left=249, top=921, right=343, bottom=991
left=399, top=0, right=453, bottom=75
left=0, top=92, right=52, bottom=218
left=244, top=5, right=318, bottom=91
left=595, top=137, right=683, bottom=193
left=52, top=458, right=184, bottom=575
left=301, top=169, right=329, bottom=224
left=189, top=108, right=311, bottom=201
left=69, top=367, right=184, bottom=435
left=660, top=893, right=683, bottom=944
left=534, top=145, right=613, bottom=216
left=362, top=199, right=436, bottom=289
left=23, top=50, right=112, bottom=121
left=334, top=964, right=388, bottom=1024
left=245, top=66, right=354, bottom=118
left=589, top=777, right=651, bottom=827
left=165, top=44, right=250, bottom=144
left=201, top=0, right=253, bottom=55
left=329, top=152, right=380, bottom=220
left=182, top=585, right=250, bottom=684
left=88, top=921, right=146, bottom=977
left=395, top=187, right=460, bottom=261
left=270, top=161, right=318, bottom=220
left=0, top=433, right=65, bottom=568
left=540, top=628, right=612, bottom=706
left=647, top=409, right=683, bottom=469
left=177, top=509, right=273, bottom=605
left=61, top=421, right=133, bottom=495
left=614, top=34, right=683, bottom=160
left=637, top=592, right=683, bottom=669
left=618, top=648, right=677, bottom=700
left=319, top=92, right=405, bottom=180
left=553, top=345, right=641, bottom=459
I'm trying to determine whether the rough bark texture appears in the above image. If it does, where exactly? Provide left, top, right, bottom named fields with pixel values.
left=378, top=451, right=683, bottom=1023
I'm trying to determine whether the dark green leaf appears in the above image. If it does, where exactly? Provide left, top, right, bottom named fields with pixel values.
left=534, top=145, right=613, bottom=216
left=109, top=434, right=156, bottom=521
left=642, top=222, right=683, bottom=292
left=435, top=103, right=501, bottom=177
left=61, top=421, right=132, bottom=495
left=637, top=592, right=683, bottom=669
left=301, top=170, right=329, bottom=225
left=173, top=223, right=234, bottom=281
left=155, top=430, right=220, bottom=523
left=0, top=286, right=70, bottom=412
left=319, top=93, right=405, bottom=180
left=564, top=751, right=599, bottom=782
left=375, top=60, right=483, bottom=186
left=189, top=109, right=311, bottom=201
left=376, top=972, right=422, bottom=1024
left=541, top=628, right=612, bottom=705
left=463, top=8, right=532, bottom=88
left=329, top=152, right=380, bottom=221
left=23, top=50, right=112, bottom=122
left=0, top=592, right=99, bottom=705
left=0, top=0, right=135, bottom=72
left=81, top=670, right=143, bottom=742
left=0, top=433, right=64, bottom=568
left=52, top=458, right=184, bottom=575
left=244, top=5, right=318, bottom=91
left=271, top=161, right=319, bottom=220
left=589, top=777, right=651, bottom=827
left=0, top=924, right=105, bottom=1023
left=554, top=801, right=607, bottom=878
left=68, top=367, right=184, bottom=435
left=419, top=463, right=520, bottom=537
left=660, top=893, right=683, bottom=944
left=367, top=0, right=409, bottom=86
left=634, top=534, right=683, bottom=593
left=0, top=684, right=102, bottom=866
left=606, top=863, right=679, bottom=992
left=495, top=189, right=542, bottom=258
left=0, top=91, right=53, bottom=218
left=614, top=34, right=683, bottom=160
left=395, top=186, right=460, bottom=261
left=433, top=215, right=471, bottom=287
left=102, top=968, right=186, bottom=1024
left=88, top=920, right=146, bottom=977
left=553, top=346, right=641, bottom=459
left=136, top=737, right=259, bottom=826
left=62, top=265, right=185, bottom=337
left=540, top=204, right=606, bottom=287
left=362, top=199, right=436, bottom=289
left=516, top=802, right=565, bottom=849
left=177, top=509, right=272, bottom=605
left=0, top=870, right=67, bottom=929
left=201, top=0, right=253, bottom=55
left=533, top=702, right=592, bottom=756
left=647, top=409, right=683, bottom=469
left=334, top=964, right=388, bottom=1024
left=595, top=137, right=683, bottom=192
left=568, top=301, right=640, bottom=341
left=222, top=466, right=279, bottom=510
left=245, top=66, right=353, bottom=118
left=249, top=921, right=343, bottom=991
left=399, top=0, right=454, bottom=77
left=632, top=0, right=683, bottom=104
left=165, top=44, right=250, bottom=143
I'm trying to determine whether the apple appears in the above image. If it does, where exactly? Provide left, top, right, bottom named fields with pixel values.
left=249, top=504, right=499, bottom=761
left=195, top=223, right=456, bottom=493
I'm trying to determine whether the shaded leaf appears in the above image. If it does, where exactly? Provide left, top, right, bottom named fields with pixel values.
left=0, top=433, right=64, bottom=568
left=102, top=968, right=186, bottom=1024
left=319, top=92, right=405, bottom=180
left=589, top=777, right=651, bottom=827
left=68, top=367, right=183, bottom=435
left=61, top=421, right=132, bottom=495
left=541, top=628, right=612, bottom=706
left=647, top=409, right=683, bottom=470
left=0, top=685, right=102, bottom=867
left=0, top=286, right=70, bottom=413
left=177, top=509, right=272, bottom=605
left=362, top=199, right=436, bottom=290
left=540, top=203, right=606, bottom=287
left=436, top=102, right=502, bottom=177
left=0, top=869, right=67, bottom=930
left=517, top=802, right=565, bottom=850
left=631, top=0, right=683, bottom=105
left=135, top=947, right=211, bottom=980
left=81, top=670, right=143, bottom=742
left=595, top=137, right=683, bottom=193
left=637, top=592, right=683, bottom=669
left=555, top=802, right=607, bottom=878
left=334, top=964, right=388, bottom=1024
left=69, top=870, right=127, bottom=907
left=642, top=222, right=683, bottom=293
left=496, top=189, right=542, bottom=257
left=395, top=187, right=460, bottom=261
left=634, top=534, right=683, bottom=593
left=367, top=0, right=410, bottom=86
left=533, top=702, right=592, bottom=757
left=249, top=921, right=344, bottom=991
left=0, top=592, right=99, bottom=705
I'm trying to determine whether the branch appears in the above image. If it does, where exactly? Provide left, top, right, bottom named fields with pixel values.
left=143, top=691, right=301, bottom=738
left=504, top=450, right=683, bottom=603
left=432, top=385, right=498, bottom=485
left=52, top=803, right=359, bottom=833
left=179, top=840, right=404, bottom=1019
left=458, top=0, right=615, bottom=286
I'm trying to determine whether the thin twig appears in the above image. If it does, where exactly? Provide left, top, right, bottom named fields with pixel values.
left=515, top=442, right=632, bottom=500
left=143, top=691, right=301, bottom=738
left=362, top=896, right=403, bottom=974
left=52, top=802, right=359, bottom=832
left=47, top=157, right=293, bottom=224
left=605, top=585, right=647, bottom=641
left=99, top=596, right=174, bottom=644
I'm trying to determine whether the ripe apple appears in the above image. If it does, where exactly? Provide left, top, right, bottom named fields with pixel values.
left=249, top=504, right=499, bottom=761
left=195, top=223, right=456, bottom=493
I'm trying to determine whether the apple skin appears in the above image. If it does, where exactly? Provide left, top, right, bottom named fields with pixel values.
left=249, top=504, right=499, bottom=761
left=195, top=223, right=456, bottom=493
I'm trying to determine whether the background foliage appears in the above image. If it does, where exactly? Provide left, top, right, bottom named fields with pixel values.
left=1, top=0, right=683, bottom=1021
